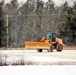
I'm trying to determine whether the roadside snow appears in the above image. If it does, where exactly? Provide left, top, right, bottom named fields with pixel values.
left=0, top=66, right=76, bottom=75
left=0, top=50, right=76, bottom=65
left=1, top=54, right=76, bottom=65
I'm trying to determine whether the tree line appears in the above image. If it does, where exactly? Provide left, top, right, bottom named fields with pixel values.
left=0, top=0, right=76, bottom=47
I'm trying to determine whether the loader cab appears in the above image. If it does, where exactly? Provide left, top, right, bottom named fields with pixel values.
left=45, top=33, right=57, bottom=41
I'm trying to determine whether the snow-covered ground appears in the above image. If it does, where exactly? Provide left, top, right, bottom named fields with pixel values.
left=0, top=50, right=76, bottom=75
left=0, top=66, right=76, bottom=75
left=0, top=54, right=76, bottom=65
left=0, top=50, right=76, bottom=65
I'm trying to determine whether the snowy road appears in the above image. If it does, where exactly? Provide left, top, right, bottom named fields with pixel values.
left=0, top=49, right=76, bottom=65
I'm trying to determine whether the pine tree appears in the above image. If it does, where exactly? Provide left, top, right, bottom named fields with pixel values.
left=0, top=1, right=5, bottom=47
left=58, top=1, right=76, bottom=45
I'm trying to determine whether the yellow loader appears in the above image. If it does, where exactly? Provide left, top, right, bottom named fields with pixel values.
left=25, top=33, right=64, bottom=52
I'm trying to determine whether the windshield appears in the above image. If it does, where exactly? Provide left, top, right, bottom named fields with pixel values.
left=45, top=33, right=52, bottom=40
left=52, top=33, right=56, bottom=41
left=45, top=33, right=56, bottom=41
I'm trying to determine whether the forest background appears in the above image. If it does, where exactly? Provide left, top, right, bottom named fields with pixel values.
left=0, top=0, right=76, bottom=47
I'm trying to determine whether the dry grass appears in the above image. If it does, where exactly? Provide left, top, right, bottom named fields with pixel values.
left=64, top=45, right=76, bottom=50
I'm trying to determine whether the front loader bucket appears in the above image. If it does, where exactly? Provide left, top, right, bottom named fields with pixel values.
left=25, top=42, right=50, bottom=49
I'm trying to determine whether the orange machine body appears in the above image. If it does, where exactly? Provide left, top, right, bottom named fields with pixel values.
left=25, top=33, right=64, bottom=52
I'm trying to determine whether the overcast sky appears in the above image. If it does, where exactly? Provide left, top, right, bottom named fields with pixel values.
left=4, top=0, right=73, bottom=6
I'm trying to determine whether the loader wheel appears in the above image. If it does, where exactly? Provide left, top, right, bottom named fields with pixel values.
left=56, top=44, right=63, bottom=52
left=37, top=49, right=42, bottom=52
left=48, top=44, right=54, bottom=52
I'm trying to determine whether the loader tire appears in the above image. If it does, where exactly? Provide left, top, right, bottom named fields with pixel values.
left=37, top=49, right=42, bottom=52
left=48, top=44, right=54, bottom=52
left=56, top=44, right=63, bottom=52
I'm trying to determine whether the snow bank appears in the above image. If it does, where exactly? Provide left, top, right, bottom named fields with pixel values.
left=0, top=54, right=76, bottom=65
